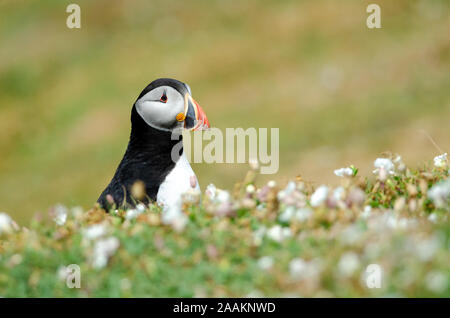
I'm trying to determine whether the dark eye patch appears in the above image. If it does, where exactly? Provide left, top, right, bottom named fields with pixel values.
left=160, top=91, right=168, bottom=103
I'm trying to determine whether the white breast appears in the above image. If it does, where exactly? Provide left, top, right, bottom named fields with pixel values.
left=157, top=153, right=199, bottom=223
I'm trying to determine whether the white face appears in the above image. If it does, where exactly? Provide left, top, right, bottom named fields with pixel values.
left=135, top=85, right=185, bottom=131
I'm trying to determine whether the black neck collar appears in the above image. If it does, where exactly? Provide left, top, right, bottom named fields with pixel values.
left=97, top=106, right=183, bottom=208
left=126, top=105, right=181, bottom=155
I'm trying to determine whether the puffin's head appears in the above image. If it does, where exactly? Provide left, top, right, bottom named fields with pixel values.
left=134, top=78, right=210, bottom=132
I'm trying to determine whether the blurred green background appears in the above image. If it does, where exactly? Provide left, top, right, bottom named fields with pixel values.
left=1, top=0, right=449, bottom=224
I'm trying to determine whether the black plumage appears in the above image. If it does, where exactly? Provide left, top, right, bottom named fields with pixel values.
left=97, top=79, right=187, bottom=209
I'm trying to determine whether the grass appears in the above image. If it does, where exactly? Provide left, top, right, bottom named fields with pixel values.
left=1, top=0, right=450, bottom=223
left=0, top=155, right=448, bottom=297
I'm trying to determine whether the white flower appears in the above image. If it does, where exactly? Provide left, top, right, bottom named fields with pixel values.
left=257, top=256, right=274, bottom=271
left=428, top=178, right=450, bottom=209
left=53, top=204, right=68, bottom=226
left=159, top=200, right=189, bottom=232
left=91, top=236, right=120, bottom=269
left=266, top=225, right=292, bottom=243
left=136, top=203, right=146, bottom=213
left=373, top=158, right=395, bottom=175
left=338, top=252, right=360, bottom=277
left=334, top=167, right=353, bottom=177
left=310, top=185, right=329, bottom=207
left=361, top=205, right=372, bottom=219
left=279, top=206, right=295, bottom=222
left=333, top=187, right=345, bottom=201
left=249, top=158, right=260, bottom=170
left=216, top=190, right=231, bottom=204
left=295, top=208, right=313, bottom=222
left=246, top=184, right=256, bottom=194
left=289, top=258, right=307, bottom=278
left=393, top=155, right=402, bottom=164
left=277, top=181, right=296, bottom=201
left=279, top=207, right=312, bottom=223
left=161, top=204, right=182, bottom=224
left=205, top=184, right=218, bottom=200
left=205, top=183, right=230, bottom=205
left=289, top=258, right=322, bottom=281
left=57, top=266, right=68, bottom=281
left=267, top=180, right=277, bottom=188
left=125, top=203, right=147, bottom=219
left=125, top=209, right=139, bottom=220
left=384, top=213, right=416, bottom=230
left=425, top=271, right=448, bottom=293
left=83, top=224, right=107, bottom=240
left=0, top=212, right=14, bottom=235
left=428, top=213, right=438, bottom=223
left=434, top=153, right=448, bottom=168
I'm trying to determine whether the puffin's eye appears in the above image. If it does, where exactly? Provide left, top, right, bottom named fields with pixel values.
left=160, top=93, right=168, bottom=103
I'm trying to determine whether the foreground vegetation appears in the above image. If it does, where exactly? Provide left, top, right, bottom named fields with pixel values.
left=0, top=154, right=448, bottom=297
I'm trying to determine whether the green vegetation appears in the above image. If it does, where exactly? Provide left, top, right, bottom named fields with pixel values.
left=0, top=0, right=449, bottom=297
left=0, top=156, right=448, bottom=297
left=1, top=0, right=450, bottom=223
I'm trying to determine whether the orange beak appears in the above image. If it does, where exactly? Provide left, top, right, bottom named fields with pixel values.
left=184, top=94, right=210, bottom=131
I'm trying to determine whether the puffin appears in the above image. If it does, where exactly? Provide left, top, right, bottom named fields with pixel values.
left=97, top=78, right=210, bottom=217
